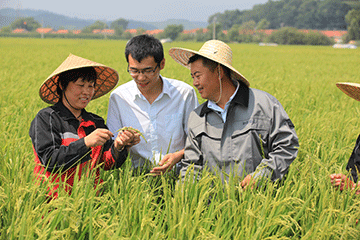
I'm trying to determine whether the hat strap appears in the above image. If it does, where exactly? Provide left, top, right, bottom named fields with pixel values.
left=64, top=92, right=83, bottom=113
left=215, top=64, right=222, bottom=104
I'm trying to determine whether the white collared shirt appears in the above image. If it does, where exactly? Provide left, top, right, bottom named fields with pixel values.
left=107, top=75, right=199, bottom=167
left=208, top=81, right=240, bottom=123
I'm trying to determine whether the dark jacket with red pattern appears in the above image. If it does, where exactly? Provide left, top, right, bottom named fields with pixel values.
left=29, top=101, right=127, bottom=198
left=347, top=134, right=360, bottom=183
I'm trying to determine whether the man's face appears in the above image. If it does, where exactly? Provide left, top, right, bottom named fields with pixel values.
left=128, top=54, right=164, bottom=94
left=190, top=59, right=220, bottom=101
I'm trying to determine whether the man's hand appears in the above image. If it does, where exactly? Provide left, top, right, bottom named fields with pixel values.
left=329, top=173, right=356, bottom=191
left=150, top=150, right=184, bottom=176
left=114, top=128, right=141, bottom=151
left=241, top=174, right=255, bottom=189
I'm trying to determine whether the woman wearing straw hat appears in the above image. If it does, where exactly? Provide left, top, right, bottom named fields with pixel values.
left=29, top=54, right=140, bottom=199
left=330, top=82, right=360, bottom=195
left=169, top=40, right=299, bottom=187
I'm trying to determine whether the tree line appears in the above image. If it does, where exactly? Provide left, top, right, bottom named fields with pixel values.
left=207, top=0, right=360, bottom=41
left=209, top=0, right=352, bottom=30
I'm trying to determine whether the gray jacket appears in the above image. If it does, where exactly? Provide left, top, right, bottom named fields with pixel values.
left=181, top=83, right=299, bottom=182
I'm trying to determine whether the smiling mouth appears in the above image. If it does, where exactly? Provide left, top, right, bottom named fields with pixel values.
left=137, top=82, right=149, bottom=87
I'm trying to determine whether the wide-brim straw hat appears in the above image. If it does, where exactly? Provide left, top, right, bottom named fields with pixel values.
left=39, top=53, right=119, bottom=104
left=336, top=82, right=360, bottom=102
left=168, top=40, right=250, bottom=87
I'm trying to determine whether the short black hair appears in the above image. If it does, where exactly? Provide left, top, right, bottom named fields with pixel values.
left=188, top=54, right=231, bottom=78
left=125, top=34, right=164, bottom=64
left=56, top=67, right=97, bottom=99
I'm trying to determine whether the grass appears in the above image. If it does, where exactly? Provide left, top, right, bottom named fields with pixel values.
left=1, top=37, right=360, bottom=239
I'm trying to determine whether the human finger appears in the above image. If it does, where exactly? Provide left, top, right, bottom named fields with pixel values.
left=150, top=161, right=173, bottom=175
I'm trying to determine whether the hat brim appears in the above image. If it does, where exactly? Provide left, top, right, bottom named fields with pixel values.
left=169, top=47, right=250, bottom=87
left=39, top=54, right=119, bottom=104
left=336, top=82, right=360, bottom=102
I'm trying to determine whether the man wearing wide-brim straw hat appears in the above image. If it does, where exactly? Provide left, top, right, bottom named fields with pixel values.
left=330, top=82, right=360, bottom=195
left=29, top=54, right=140, bottom=199
left=169, top=40, right=299, bottom=187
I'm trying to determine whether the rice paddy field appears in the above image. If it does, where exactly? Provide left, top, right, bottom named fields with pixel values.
left=1, top=37, right=360, bottom=239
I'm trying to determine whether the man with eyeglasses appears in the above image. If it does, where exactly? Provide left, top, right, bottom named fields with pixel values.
left=107, top=34, right=199, bottom=175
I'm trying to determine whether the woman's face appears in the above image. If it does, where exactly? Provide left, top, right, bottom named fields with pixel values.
left=62, top=77, right=95, bottom=111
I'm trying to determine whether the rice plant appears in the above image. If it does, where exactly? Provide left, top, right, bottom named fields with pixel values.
left=1, top=38, right=360, bottom=239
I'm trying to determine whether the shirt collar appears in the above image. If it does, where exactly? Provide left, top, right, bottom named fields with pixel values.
left=134, top=75, right=171, bottom=101
left=208, top=81, right=240, bottom=112
left=200, top=81, right=249, bottom=117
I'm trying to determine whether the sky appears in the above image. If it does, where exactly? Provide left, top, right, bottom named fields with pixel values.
left=1, top=0, right=269, bottom=22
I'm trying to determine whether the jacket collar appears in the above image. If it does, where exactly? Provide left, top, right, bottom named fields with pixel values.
left=200, top=82, right=249, bottom=117
left=53, top=101, right=91, bottom=121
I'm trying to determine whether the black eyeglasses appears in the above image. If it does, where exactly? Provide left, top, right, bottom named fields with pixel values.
left=127, top=64, right=159, bottom=77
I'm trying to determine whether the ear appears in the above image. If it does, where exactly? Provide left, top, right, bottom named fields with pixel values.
left=159, top=58, right=165, bottom=70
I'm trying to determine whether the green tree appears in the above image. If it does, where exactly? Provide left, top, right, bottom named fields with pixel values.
left=1, top=26, right=11, bottom=33
left=227, top=24, right=241, bottom=42
left=195, top=28, right=212, bottom=42
left=346, top=9, right=360, bottom=40
left=110, top=18, right=129, bottom=30
left=122, top=31, right=133, bottom=40
left=279, top=0, right=302, bottom=27
left=268, top=27, right=305, bottom=45
left=209, top=10, right=242, bottom=30
left=240, top=20, right=256, bottom=32
left=163, top=24, right=184, bottom=40
left=82, top=20, right=108, bottom=33
left=207, top=23, right=223, bottom=40
left=295, top=0, right=321, bottom=29
left=257, top=18, right=270, bottom=30
left=10, top=17, right=41, bottom=31
left=113, top=25, right=124, bottom=37
left=252, top=1, right=285, bottom=29
left=136, top=28, right=146, bottom=36
left=318, top=0, right=351, bottom=29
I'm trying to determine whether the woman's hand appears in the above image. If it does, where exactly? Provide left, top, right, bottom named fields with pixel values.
left=84, top=129, right=113, bottom=148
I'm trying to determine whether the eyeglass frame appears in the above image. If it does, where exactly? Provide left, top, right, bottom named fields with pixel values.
left=127, top=64, right=160, bottom=77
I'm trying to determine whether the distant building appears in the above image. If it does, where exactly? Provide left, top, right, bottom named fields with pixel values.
left=101, top=29, right=115, bottom=35
left=36, top=28, right=53, bottom=34
left=182, top=28, right=209, bottom=35
left=54, top=29, right=69, bottom=34
left=72, top=30, right=81, bottom=34
left=146, top=29, right=164, bottom=35
left=125, top=29, right=138, bottom=34
left=319, top=30, right=347, bottom=43
left=12, top=28, right=28, bottom=33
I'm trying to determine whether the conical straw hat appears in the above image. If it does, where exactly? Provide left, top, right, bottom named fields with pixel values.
left=39, top=54, right=119, bottom=104
left=336, top=82, right=360, bottom=102
left=168, top=40, right=249, bottom=87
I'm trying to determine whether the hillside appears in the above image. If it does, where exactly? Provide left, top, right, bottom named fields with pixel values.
left=0, top=8, right=207, bottom=30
